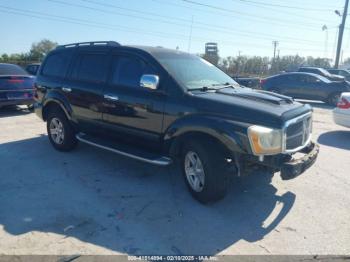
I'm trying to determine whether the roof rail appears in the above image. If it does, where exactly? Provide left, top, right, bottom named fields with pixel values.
left=56, top=41, right=120, bottom=49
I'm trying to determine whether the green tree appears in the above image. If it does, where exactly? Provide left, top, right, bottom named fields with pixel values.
left=29, top=39, right=58, bottom=61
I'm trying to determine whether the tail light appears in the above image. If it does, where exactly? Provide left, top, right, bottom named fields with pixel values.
left=260, top=79, right=267, bottom=86
left=7, top=76, right=24, bottom=84
left=337, top=97, right=350, bottom=109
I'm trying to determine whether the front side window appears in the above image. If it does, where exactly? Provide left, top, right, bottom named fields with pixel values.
left=155, top=53, right=238, bottom=90
left=111, top=56, right=155, bottom=87
left=71, top=53, right=109, bottom=83
left=42, top=51, right=72, bottom=78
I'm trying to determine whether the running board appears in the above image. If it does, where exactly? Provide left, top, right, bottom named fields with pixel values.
left=76, top=133, right=172, bottom=166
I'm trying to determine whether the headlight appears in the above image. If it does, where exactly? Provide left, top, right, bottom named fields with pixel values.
left=248, top=125, right=283, bottom=155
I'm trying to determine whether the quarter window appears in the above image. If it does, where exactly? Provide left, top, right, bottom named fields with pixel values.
left=42, top=51, right=73, bottom=78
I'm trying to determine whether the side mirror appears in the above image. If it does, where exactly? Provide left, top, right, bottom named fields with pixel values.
left=140, top=74, right=159, bottom=90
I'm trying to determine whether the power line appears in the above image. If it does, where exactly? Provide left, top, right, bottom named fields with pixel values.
left=0, top=6, right=326, bottom=54
left=181, top=0, right=328, bottom=28
left=230, top=0, right=336, bottom=23
left=47, top=0, right=325, bottom=45
left=154, top=0, right=338, bottom=32
left=81, top=0, right=335, bottom=32
left=232, top=0, right=335, bottom=12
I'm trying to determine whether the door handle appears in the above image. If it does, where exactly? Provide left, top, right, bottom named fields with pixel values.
left=62, top=87, right=72, bottom=93
left=104, top=94, right=119, bottom=101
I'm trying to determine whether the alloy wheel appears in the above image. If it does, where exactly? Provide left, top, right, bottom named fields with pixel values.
left=49, top=117, right=65, bottom=144
left=184, top=151, right=205, bottom=192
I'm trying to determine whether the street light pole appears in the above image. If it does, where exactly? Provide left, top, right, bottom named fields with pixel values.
left=334, top=0, right=349, bottom=68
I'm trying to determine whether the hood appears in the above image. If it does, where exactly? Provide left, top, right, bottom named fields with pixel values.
left=191, top=87, right=312, bottom=128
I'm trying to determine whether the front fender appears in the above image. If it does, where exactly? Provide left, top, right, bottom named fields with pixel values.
left=164, top=114, right=252, bottom=155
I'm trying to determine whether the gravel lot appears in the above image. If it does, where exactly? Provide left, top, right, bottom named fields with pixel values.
left=0, top=102, right=349, bottom=255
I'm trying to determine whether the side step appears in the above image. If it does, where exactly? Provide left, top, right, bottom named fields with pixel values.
left=76, top=133, right=172, bottom=166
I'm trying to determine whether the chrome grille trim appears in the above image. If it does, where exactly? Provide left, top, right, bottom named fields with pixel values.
left=282, top=112, right=313, bottom=153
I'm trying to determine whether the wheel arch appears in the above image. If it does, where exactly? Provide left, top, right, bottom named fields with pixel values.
left=42, top=98, right=72, bottom=121
left=164, top=116, right=250, bottom=158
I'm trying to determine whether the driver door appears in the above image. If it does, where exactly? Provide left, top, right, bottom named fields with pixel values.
left=101, top=54, right=166, bottom=145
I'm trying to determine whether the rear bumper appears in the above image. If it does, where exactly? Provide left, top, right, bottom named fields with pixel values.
left=0, top=98, right=34, bottom=107
left=333, top=109, right=350, bottom=128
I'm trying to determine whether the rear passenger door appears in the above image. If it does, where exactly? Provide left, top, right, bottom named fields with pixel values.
left=101, top=53, right=165, bottom=144
left=65, top=51, right=111, bottom=133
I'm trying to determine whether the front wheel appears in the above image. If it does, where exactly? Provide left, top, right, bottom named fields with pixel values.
left=181, top=139, right=230, bottom=203
left=47, top=108, right=77, bottom=151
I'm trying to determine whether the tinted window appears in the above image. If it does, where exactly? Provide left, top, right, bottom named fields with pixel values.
left=305, top=75, right=320, bottom=83
left=0, top=64, right=28, bottom=76
left=71, top=53, right=109, bottom=83
left=42, top=51, right=72, bottom=77
left=111, top=56, right=154, bottom=87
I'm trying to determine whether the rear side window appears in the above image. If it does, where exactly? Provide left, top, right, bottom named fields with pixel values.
left=71, top=53, right=109, bottom=83
left=42, top=51, right=72, bottom=78
left=111, top=56, right=155, bottom=87
left=0, top=64, right=28, bottom=76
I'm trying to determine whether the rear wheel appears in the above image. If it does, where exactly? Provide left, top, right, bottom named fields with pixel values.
left=181, top=139, right=230, bottom=203
left=47, top=108, right=77, bottom=151
left=327, top=93, right=341, bottom=106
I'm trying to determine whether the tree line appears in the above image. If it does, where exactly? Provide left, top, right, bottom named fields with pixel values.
left=0, top=39, right=57, bottom=66
left=202, top=53, right=338, bottom=77
left=0, top=39, right=347, bottom=77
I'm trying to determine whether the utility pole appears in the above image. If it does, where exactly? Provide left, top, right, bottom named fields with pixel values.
left=334, top=0, right=349, bottom=68
left=272, top=41, right=279, bottom=60
left=187, top=15, right=194, bottom=52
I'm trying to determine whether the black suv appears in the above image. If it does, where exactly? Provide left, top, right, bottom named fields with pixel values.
left=34, top=41, right=319, bottom=203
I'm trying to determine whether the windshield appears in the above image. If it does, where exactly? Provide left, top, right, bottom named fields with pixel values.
left=157, top=54, right=239, bottom=90
left=318, top=68, right=332, bottom=77
left=314, top=74, right=331, bottom=83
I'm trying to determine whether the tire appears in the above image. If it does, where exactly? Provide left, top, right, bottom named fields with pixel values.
left=181, top=138, right=230, bottom=204
left=47, top=108, right=77, bottom=151
left=327, top=92, right=341, bottom=106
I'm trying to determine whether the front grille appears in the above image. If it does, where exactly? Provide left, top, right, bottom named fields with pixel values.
left=285, top=115, right=312, bottom=151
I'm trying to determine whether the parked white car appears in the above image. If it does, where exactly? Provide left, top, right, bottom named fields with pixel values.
left=333, top=92, right=350, bottom=128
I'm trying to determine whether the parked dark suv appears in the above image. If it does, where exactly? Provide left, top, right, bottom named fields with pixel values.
left=298, top=67, right=344, bottom=82
left=260, top=72, right=350, bottom=106
left=34, top=41, right=319, bottom=203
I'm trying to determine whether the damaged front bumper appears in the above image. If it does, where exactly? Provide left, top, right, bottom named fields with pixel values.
left=279, top=142, right=319, bottom=180
left=244, top=141, right=319, bottom=180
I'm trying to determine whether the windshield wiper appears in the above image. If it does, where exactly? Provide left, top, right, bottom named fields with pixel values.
left=189, top=83, right=239, bottom=92
left=212, top=82, right=239, bottom=90
left=189, top=86, right=218, bottom=91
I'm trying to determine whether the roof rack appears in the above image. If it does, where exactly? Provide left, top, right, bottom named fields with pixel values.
left=56, top=41, right=120, bottom=49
